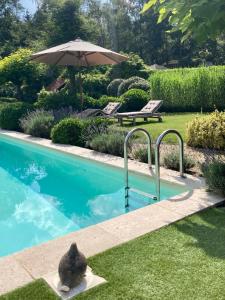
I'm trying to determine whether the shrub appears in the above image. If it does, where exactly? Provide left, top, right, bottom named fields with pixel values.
left=82, top=117, right=111, bottom=147
left=132, top=145, right=155, bottom=164
left=121, top=89, right=149, bottom=112
left=83, top=95, right=120, bottom=109
left=150, top=66, right=225, bottom=112
left=107, top=53, right=149, bottom=80
left=0, top=102, right=32, bottom=130
left=202, top=161, right=225, bottom=195
left=0, top=97, right=18, bottom=103
left=0, top=49, right=54, bottom=102
left=128, top=80, right=150, bottom=92
left=51, top=118, right=83, bottom=146
left=187, top=111, right=225, bottom=150
left=107, top=79, right=124, bottom=96
left=90, top=132, right=126, bottom=157
left=118, top=76, right=144, bottom=96
left=83, top=74, right=109, bottom=98
left=20, top=109, right=54, bottom=138
left=0, top=81, right=17, bottom=98
left=35, top=88, right=80, bottom=110
left=163, top=152, right=195, bottom=172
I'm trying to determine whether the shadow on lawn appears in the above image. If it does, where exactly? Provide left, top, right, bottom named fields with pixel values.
left=174, top=206, right=225, bottom=259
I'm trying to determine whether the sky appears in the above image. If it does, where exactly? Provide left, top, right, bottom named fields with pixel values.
left=21, top=0, right=37, bottom=14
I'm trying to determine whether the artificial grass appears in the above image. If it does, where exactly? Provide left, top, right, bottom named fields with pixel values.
left=114, top=113, right=201, bottom=143
left=1, top=207, right=225, bottom=300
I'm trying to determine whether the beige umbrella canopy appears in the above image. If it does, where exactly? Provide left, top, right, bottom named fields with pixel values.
left=31, top=38, right=128, bottom=66
left=31, top=38, right=128, bottom=109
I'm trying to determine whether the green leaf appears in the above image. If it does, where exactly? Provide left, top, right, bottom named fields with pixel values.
left=142, top=0, right=158, bottom=13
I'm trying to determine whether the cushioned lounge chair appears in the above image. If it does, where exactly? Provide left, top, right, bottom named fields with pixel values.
left=78, top=102, right=121, bottom=118
left=115, top=100, right=163, bottom=125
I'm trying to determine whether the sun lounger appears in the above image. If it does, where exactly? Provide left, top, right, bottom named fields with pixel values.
left=115, top=100, right=163, bottom=125
left=78, top=102, right=121, bottom=118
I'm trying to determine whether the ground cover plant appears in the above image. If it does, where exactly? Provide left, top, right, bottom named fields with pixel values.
left=1, top=207, right=225, bottom=300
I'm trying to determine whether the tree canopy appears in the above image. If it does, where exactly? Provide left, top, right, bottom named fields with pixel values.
left=142, top=0, right=225, bottom=42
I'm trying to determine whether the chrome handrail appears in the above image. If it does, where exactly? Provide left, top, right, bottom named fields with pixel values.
left=155, top=129, right=185, bottom=201
left=124, top=128, right=153, bottom=207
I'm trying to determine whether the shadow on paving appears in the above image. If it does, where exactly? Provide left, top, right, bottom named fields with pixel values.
left=174, top=206, right=225, bottom=259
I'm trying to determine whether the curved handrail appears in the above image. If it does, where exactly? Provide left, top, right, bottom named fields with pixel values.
left=124, top=128, right=153, bottom=207
left=155, top=129, right=185, bottom=201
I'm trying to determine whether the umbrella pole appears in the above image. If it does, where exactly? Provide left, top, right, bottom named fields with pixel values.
left=79, top=72, right=84, bottom=111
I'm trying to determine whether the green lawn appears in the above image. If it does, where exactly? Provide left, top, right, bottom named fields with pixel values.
left=2, top=207, right=225, bottom=300
left=114, top=113, right=201, bottom=143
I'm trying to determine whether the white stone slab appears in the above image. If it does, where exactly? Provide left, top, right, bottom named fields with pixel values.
left=43, top=266, right=106, bottom=300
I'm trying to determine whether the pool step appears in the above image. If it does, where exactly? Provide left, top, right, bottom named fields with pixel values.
left=129, top=188, right=157, bottom=202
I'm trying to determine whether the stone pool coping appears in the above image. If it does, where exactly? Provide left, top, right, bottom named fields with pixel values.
left=0, top=130, right=224, bottom=295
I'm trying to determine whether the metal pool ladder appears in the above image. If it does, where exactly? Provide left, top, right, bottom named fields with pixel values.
left=124, top=128, right=185, bottom=207
left=124, top=128, right=155, bottom=207
left=155, top=129, right=185, bottom=201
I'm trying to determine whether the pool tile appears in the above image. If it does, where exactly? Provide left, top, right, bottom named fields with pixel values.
left=98, top=203, right=182, bottom=243
left=0, top=256, right=33, bottom=295
left=14, top=225, right=122, bottom=279
left=158, top=189, right=225, bottom=217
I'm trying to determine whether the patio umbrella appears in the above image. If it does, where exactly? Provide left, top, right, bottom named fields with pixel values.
left=31, top=38, right=128, bottom=109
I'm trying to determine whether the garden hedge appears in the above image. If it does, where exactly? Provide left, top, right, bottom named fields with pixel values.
left=150, top=66, right=225, bottom=112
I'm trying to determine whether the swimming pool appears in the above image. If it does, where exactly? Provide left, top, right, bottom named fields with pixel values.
left=0, top=135, right=187, bottom=257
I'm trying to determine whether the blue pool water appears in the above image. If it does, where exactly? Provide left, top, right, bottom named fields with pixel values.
left=0, top=135, right=187, bottom=257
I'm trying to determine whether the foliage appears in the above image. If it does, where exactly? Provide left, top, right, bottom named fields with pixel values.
left=20, top=109, right=54, bottom=138
left=0, top=81, right=17, bottom=97
left=107, top=79, right=124, bottom=96
left=90, top=131, right=127, bottom=157
left=107, top=53, right=149, bottom=80
left=150, top=67, right=225, bottom=112
left=0, top=102, right=32, bottom=131
left=83, top=73, right=109, bottom=99
left=84, top=95, right=120, bottom=109
left=121, top=89, right=149, bottom=112
left=0, top=97, right=18, bottom=103
left=81, top=117, right=111, bottom=147
left=186, top=111, right=225, bottom=150
left=132, top=145, right=155, bottom=164
left=118, top=76, right=145, bottom=96
left=0, top=49, right=52, bottom=102
left=163, top=152, right=195, bottom=172
left=202, top=161, right=225, bottom=195
left=142, top=0, right=225, bottom=42
left=128, top=80, right=150, bottom=92
left=35, top=88, right=80, bottom=111
left=51, top=118, right=84, bottom=146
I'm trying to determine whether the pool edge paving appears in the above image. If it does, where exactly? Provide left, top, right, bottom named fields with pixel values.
left=0, top=130, right=224, bottom=296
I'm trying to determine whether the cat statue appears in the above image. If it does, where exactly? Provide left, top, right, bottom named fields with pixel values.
left=58, top=243, right=87, bottom=292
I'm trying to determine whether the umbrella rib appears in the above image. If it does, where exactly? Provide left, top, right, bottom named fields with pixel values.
left=54, top=52, right=67, bottom=65
left=100, top=52, right=121, bottom=63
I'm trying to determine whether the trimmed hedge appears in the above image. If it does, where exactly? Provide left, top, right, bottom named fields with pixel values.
left=187, top=111, right=225, bottom=150
left=121, top=89, right=149, bottom=112
left=0, top=102, right=32, bottom=130
left=118, top=76, right=144, bottom=96
left=150, top=66, right=225, bottom=112
left=107, top=79, right=124, bottom=96
left=51, top=118, right=83, bottom=146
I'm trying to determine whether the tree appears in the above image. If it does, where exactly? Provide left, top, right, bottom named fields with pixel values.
left=142, top=0, right=225, bottom=42
left=0, top=0, right=23, bottom=57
